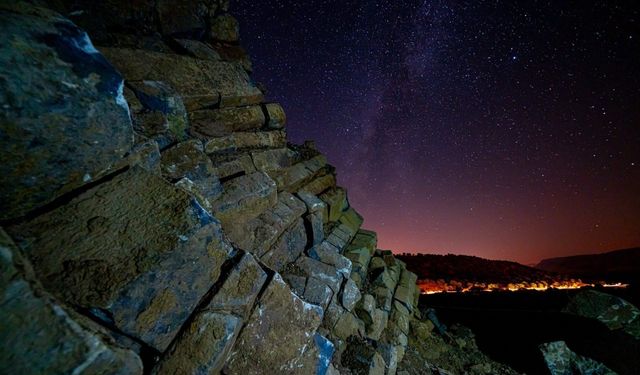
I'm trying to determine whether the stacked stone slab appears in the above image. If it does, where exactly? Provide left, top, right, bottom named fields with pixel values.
left=1, top=1, right=424, bottom=374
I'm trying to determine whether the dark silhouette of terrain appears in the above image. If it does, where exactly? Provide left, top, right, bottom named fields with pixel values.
left=397, top=253, right=556, bottom=284
left=536, top=247, right=640, bottom=283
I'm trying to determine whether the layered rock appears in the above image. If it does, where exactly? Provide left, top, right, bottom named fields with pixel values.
left=0, top=1, right=514, bottom=374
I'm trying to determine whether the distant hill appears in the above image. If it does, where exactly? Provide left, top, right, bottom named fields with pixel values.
left=535, top=248, right=640, bottom=283
left=396, top=253, right=554, bottom=284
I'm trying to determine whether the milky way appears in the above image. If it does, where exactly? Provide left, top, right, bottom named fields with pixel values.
left=234, top=0, right=640, bottom=263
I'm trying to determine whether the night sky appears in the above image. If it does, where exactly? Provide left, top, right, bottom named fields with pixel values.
left=234, top=0, right=640, bottom=264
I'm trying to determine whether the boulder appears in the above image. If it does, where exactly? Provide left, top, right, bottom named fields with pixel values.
left=0, top=229, right=143, bottom=375
left=161, top=139, right=222, bottom=208
left=260, top=218, right=308, bottom=272
left=339, top=208, right=364, bottom=235
left=276, top=155, right=328, bottom=192
left=297, top=191, right=328, bottom=214
left=309, top=241, right=353, bottom=277
left=224, top=274, right=324, bottom=375
left=295, top=256, right=344, bottom=294
left=264, top=102, right=287, bottom=129
left=333, top=312, right=364, bottom=340
left=340, top=278, right=362, bottom=312
left=206, top=253, right=268, bottom=318
left=0, top=7, right=133, bottom=220
left=320, top=188, right=348, bottom=222
left=7, top=167, right=232, bottom=351
left=224, top=191, right=306, bottom=254
left=540, top=341, right=616, bottom=375
left=189, top=105, right=265, bottom=137
left=366, top=308, right=389, bottom=341
left=211, top=171, right=277, bottom=225
left=304, top=279, right=334, bottom=311
left=300, top=174, right=337, bottom=196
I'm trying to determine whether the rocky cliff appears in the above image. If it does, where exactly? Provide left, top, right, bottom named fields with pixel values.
left=0, top=1, right=516, bottom=374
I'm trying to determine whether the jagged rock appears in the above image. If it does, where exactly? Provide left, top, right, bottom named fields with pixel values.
left=161, top=139, right=222, bottom=208
left=390, top=302, right=411, bottom=335
left=207, top=253, right=268, bottom=318
left=0, top=6, right=133, bottom=220
left=307, top=211, right=326, bottom=246
left=339, top=208, right=364, bottom=234
left=212, top=154, right=256, bottom=179
left=210, top=13, right=240, bottom=43
left=301, top=174, right=337, bottom=195
left=110, top=139, right=161, bottom=174
left=341, top=278, right=362, bottom=312
left=324, top=297, right=348, bottom=331
left=320, top=188, right=349, bottom=222
left=295, top=256, right=343, bottom=294
left=393, top=285, right=415, bottom=313
left=154, top=312, right=241, bottom=375
left=304, top=279, right=334, bottom=311
left=160, top=140, right=213, bottom=179
left=355, top=294, right=376, bottom=324
left=264, top=102, right=287, bottom=129
left=7, top=167, right=232, bottom=351
left=564, top=290, right=640, bottom=339
left=190, top=105, right=265, bottom=137
left=224, top=191, right=306, bottom=254
left=204, top=131, right=286, bottom=154
left=276, top=155, right=328, bottom=192
left=333, top=312, right=364, bottom=340
left=367, top=308, right=389, bottom=341
left=212, top=171, right=277, bottom=224
left=126, top=80, right=189, bottom=146
left=224, top=274, right=324, bottom=375
left=298, top=190, right=328, bottom=214
left=342, top=339, right=387, bottom=375
left=0, top=229, right=143, bottom=375
left=285, top=274, right=308, bottom=297
left=260, top=218, right=307, bottom=272
left=100, top=47, right=262, bottom=110
left=252, top=148, right=295, bottom=173
left=540, top=341, right=616, bottom=375
left=345, top=230, right=377, bottom=288
left=377, top=343, right=399, bottom=375
left=309, top=241, right=353, bottom=277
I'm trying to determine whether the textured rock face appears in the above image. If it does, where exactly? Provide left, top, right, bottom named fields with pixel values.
left=224, top=274, right=324, bottom=375
left=0, top=5, right=133, bottom=220
left=0, top=230, right=143, bottom=375
left=0, top=1, right=505, bottom=374
left=7, top=167, right=232, bottom=351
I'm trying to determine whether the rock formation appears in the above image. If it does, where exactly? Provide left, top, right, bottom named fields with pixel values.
left=0, top=1, right=517, bottom=374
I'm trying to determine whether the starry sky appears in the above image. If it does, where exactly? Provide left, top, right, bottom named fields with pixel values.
left=234, top=0, right=640, bottom=264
